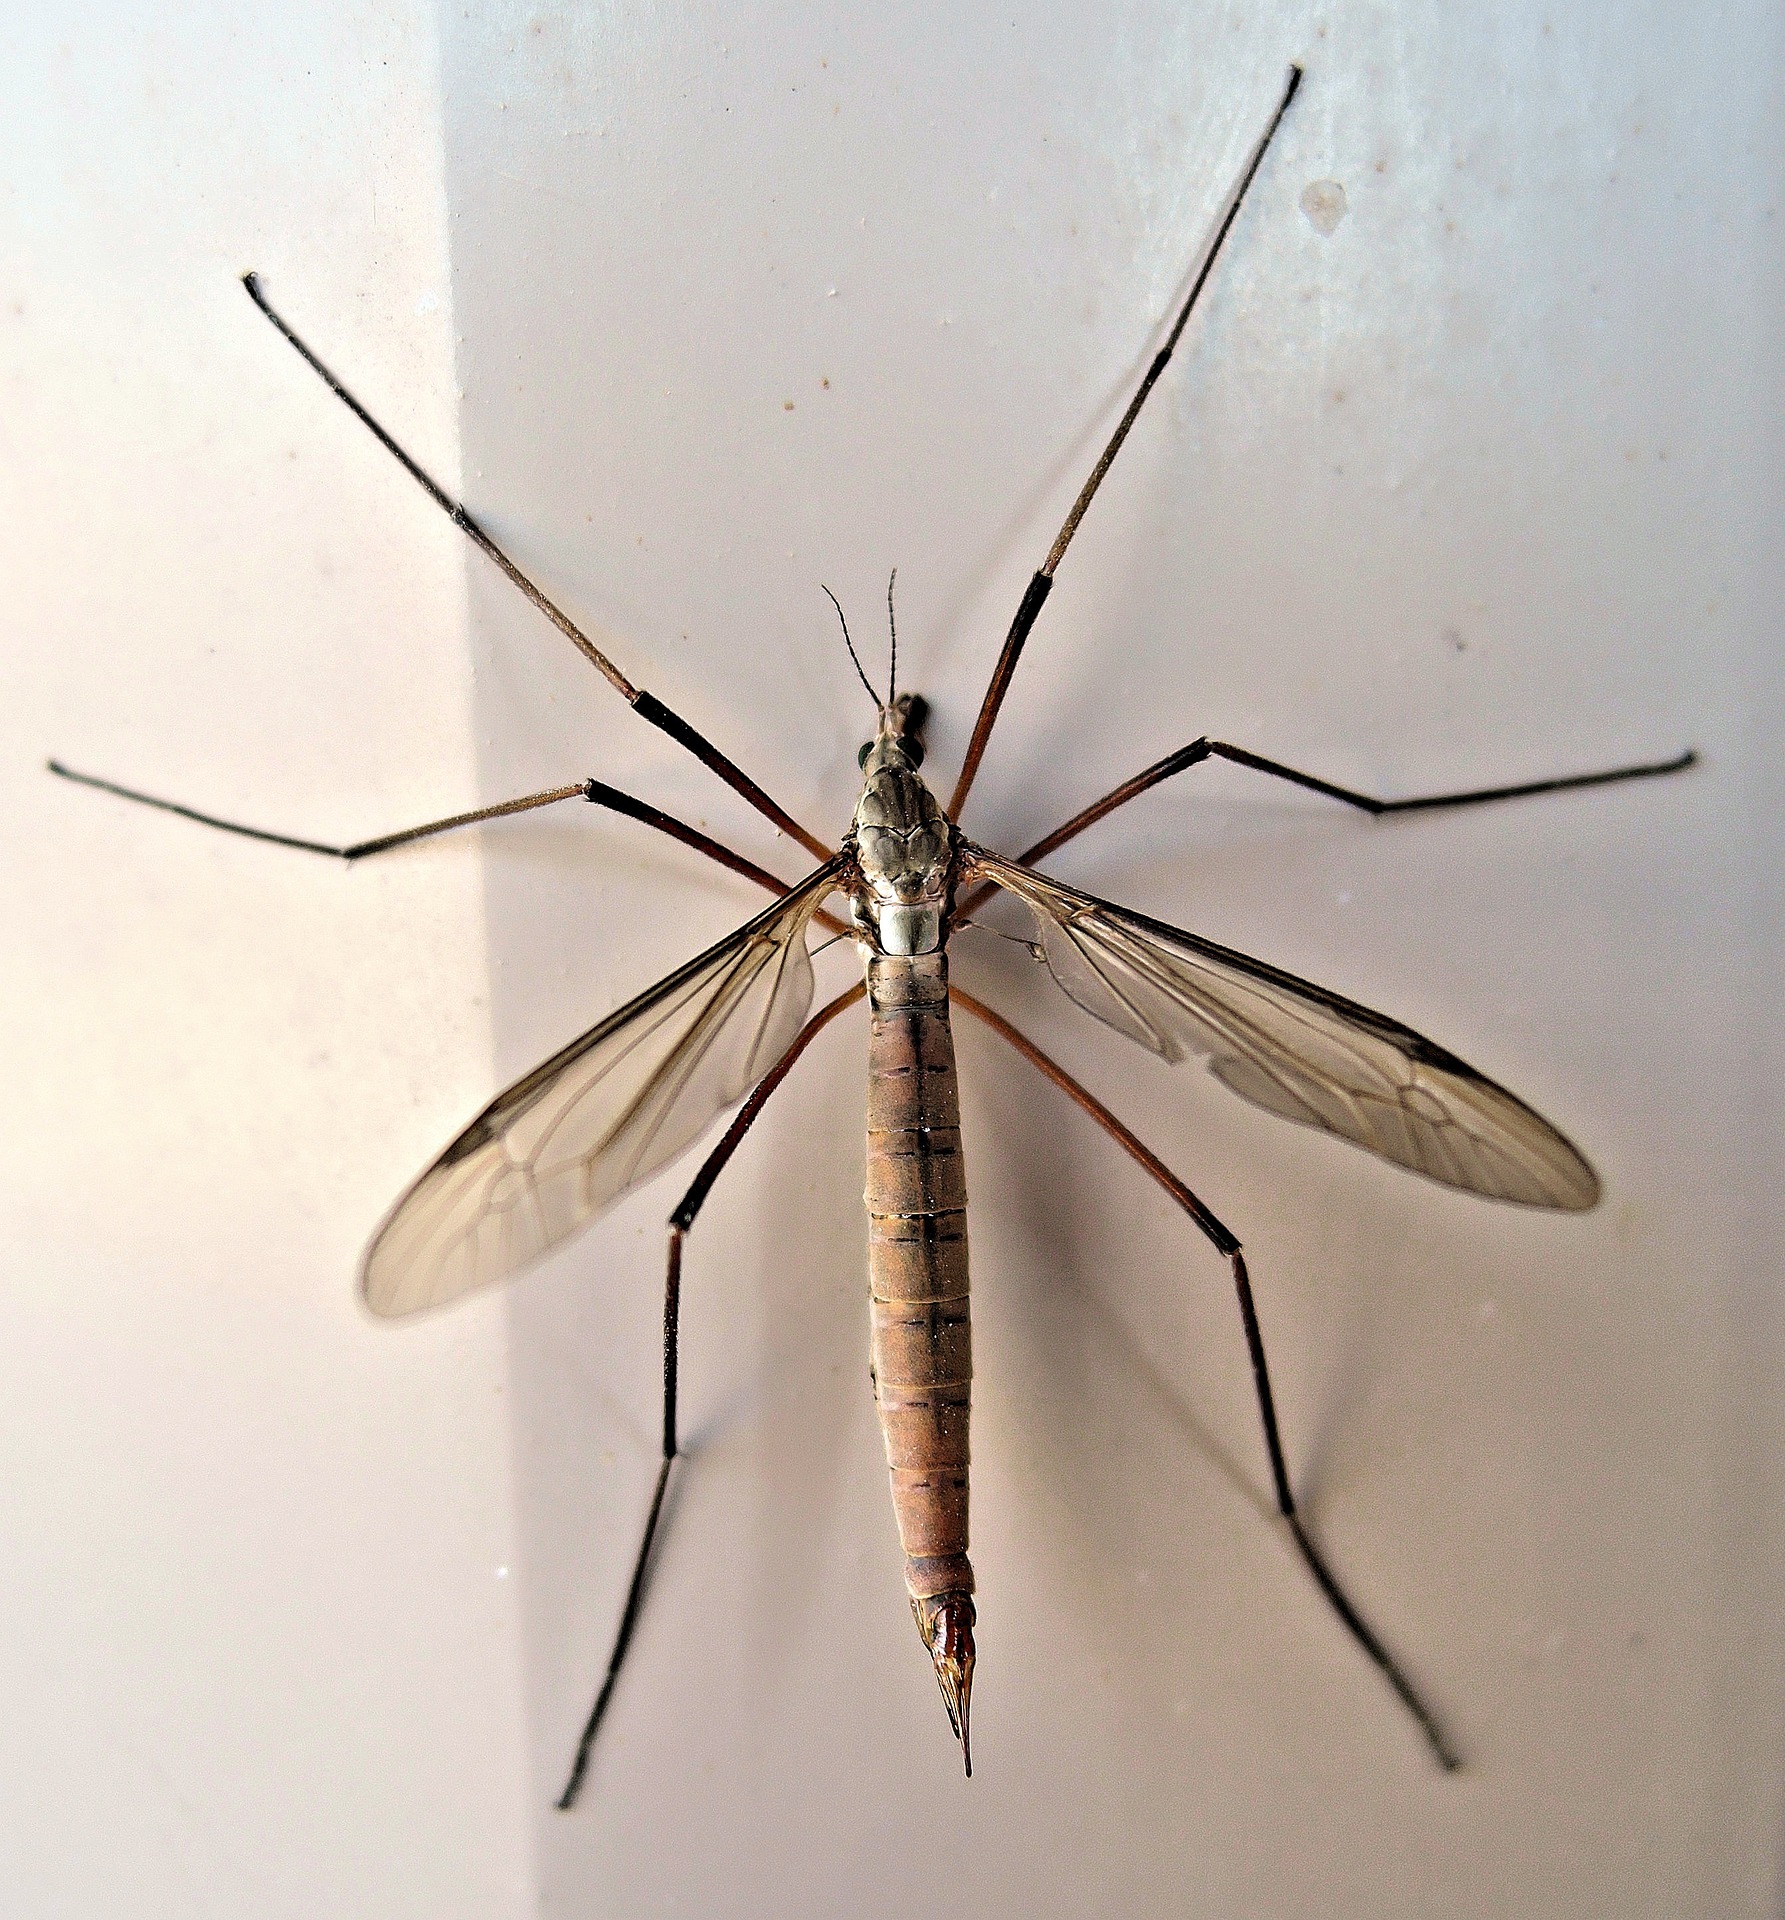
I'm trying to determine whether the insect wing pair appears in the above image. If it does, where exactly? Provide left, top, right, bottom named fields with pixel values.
left=361, top=839, right=1597, bottom=1321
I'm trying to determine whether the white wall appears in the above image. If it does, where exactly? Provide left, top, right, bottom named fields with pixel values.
left=7, top=3, right=1780, bottom=1915
left=3, top=4, right=533, bottom=1913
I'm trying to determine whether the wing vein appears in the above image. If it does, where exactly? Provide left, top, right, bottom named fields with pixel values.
left=966, top=843, right=1599, bottom=1211
left=361, top=857, right=845, bottom=1315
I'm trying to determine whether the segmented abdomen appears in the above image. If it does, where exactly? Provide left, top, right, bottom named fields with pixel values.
left=864, top=950, right=973, bottom=1604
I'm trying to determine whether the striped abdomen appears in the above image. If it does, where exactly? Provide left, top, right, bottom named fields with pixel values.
left=864, top=949, right=976, bottom=1761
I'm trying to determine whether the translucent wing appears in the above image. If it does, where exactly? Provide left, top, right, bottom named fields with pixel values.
left=362, top=858, right=845, bottom=1317
left=967, top=844, right=1598, bottom=1210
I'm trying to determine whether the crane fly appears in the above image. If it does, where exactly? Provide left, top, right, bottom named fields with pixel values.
left=51, top=66, right=1695, bottom=1803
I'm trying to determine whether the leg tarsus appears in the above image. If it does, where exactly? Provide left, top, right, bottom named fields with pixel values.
left=1224, top=1247, right=1458, bottom=1766
left=1204, top=740, right=1698, bottom=818
left=555, top=1453, right=678, bottom=1811
left=1283, top=1512, right=1461, bottom=1772
left=556, top=1225, right=686, bottom=1813
left=49, top=759, right=592, bottom=861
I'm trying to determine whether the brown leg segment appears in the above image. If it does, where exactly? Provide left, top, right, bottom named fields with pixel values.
left=49, top=759, right=851, bottom=938
left=955, top=739, right=1697, bottom=920
left=240, top=272, right=833, bottom=863
left=1012, top=738, right=1699, bottom=866
left=47, top=761, right=596, bottom=861
left=947, top=68, right=1303, bottom=821
left=556, top=980, right=867, bottom=1810
left=57, top=718, right=860, bottom=1804
left=952, top=985, right=1460, bottom=1772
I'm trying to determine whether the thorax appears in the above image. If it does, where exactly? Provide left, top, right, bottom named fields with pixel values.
left=848, top=747, right=955, bottom=959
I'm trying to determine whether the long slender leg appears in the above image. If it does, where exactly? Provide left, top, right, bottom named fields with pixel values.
left=1019, top=738, right=1700, bottom=868
left=947, top=67, right=1303, bottom=820
left=52, top=757, right=855, bottom=941
left=951, top=984, right=1460, bottom=1771
left=240, top=273, right=832, bottom=863
left=49, top=760, right=593, bottom=861
left=954, top=738, right=1698, bottom=919
left=557, top=979, right=867, bottom=1810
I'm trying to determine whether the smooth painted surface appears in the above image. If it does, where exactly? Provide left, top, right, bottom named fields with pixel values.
left=442, top=6, right=1780, bottom=1915
left=8, top=3, right=1781, bottom=1915
left=4, top=5, right=533, bottom=1913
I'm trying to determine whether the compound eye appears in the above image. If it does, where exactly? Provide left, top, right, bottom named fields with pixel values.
left=902, top=739, right=924, bottom=769
left=858, top=741, right=874, bottom=769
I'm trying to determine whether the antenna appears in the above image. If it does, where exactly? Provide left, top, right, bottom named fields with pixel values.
left=824, top=585, right=881, bottom=712
left=886, top=568, right=899, bottom=706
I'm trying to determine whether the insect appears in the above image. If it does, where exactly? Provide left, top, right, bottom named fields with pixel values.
left=51, top=65, right=1694, bottom=1803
